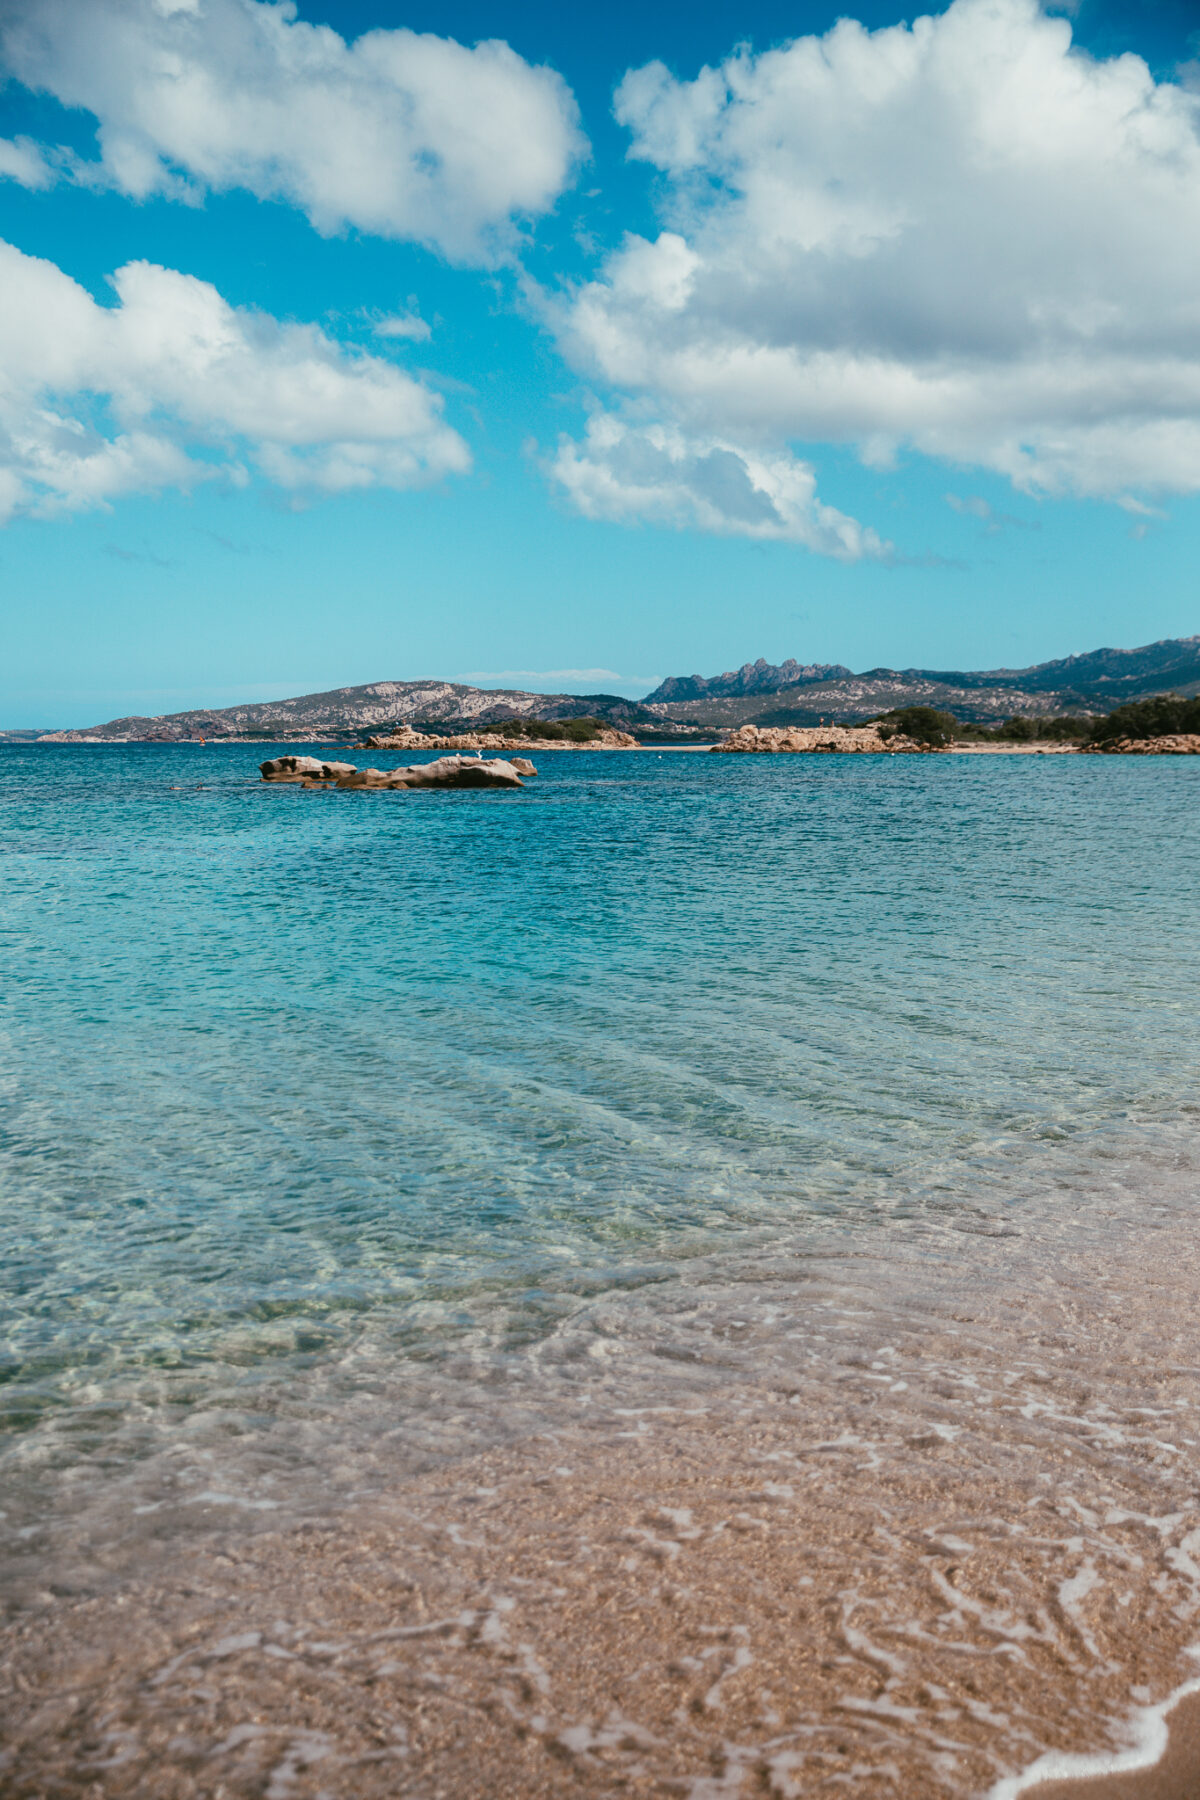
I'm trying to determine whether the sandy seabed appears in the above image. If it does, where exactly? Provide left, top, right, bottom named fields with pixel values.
left=5, top=1195, right=1200, bottom=1800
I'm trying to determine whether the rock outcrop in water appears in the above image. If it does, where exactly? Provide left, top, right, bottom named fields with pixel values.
left=259, top=755, right=527, bottom=789
left=259, top=757, right=355, bottom=781
left=711, top=724, right=940, bottom=754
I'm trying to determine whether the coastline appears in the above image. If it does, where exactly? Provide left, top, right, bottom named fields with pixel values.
left=5, top=745, right=1200, bottom=1798
left=11, top=736, right=1198, bottom=756
left=995, top=1683, right=1200, bottom=1799
left=950, top=743, right=1077, bottom=754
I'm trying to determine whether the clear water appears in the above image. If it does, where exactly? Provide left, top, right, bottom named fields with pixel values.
left=1, top=744, right=1198, bottom=1549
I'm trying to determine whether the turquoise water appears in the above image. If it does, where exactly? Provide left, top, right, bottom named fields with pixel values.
left=2, top=745, right=1198, bottom=1548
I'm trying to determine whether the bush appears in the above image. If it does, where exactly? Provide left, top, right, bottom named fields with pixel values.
left=992, top=715, right=1091, bottom=742
left=1087, top=694, right=1200, bottom=743
left=871, top=706, right=958, bottom=746
left=480, top=716, right=602, bottom=741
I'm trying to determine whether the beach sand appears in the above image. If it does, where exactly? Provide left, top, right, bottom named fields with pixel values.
left=4, top=1197, right=1200, bottom=1798
left=1017, top=1693, right=1200, bottom=1798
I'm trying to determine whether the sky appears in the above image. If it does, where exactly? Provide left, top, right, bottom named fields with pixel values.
left=2, top=0, right=1200, bottom=726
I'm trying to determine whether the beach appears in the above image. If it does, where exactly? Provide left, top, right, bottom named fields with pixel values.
left=6, top=1195, right=1200, bottom=1797
left=2, top=744, right=1199, bottom=1796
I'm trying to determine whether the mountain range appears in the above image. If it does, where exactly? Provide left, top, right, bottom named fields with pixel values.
left=644, top=636, right=1200, bottom=726
left=15, top=634, right=1200, bottom=740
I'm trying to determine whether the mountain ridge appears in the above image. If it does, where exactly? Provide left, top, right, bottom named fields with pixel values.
left=14, top=634, right=1200, bottom=740
left=646, top=636, right=1200, bottom=705
left=31, top=681, right=658, bottom=743
left=646, top=634, right=1200, bottom=726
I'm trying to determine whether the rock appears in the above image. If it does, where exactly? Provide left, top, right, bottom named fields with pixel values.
left=261, top=756, right=367, bottom=783
left=333, top=756, right=525, bottom=791
left=1079, top=734, right=1200, bottom=755
left=260, top=755, right=326, bottom=781
left=711, top=724, right=937, bottom=754
left=390, top=755, right=525, bottom=789
left=365, top=728, right=637, bottom=752
left=333, top=768, right=390, bottom=788
left=264, top=752, right=526, bottom=790
left=364, top=731, right=426, bottom=750
left=510, top=758, right=538, bottom=776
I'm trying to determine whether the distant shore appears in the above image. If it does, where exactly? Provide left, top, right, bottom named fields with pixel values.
left=10, top=733, right=1200, bottom=756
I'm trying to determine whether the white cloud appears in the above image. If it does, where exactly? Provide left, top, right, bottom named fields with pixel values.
left=0, top=239, right=470, bottom=522
left=549, top=413, right=889, bottom=559
left=0, top=0, right=584, bottom=264
left=0, top=134, right=55, bottom=188
left=946, top=495, right=993, bottom=523
left=374, top=313, right=432, bottom=343
left=549, top=0, right=1200, bottom=517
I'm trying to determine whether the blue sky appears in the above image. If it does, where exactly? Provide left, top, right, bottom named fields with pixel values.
left=1, top=0, right=1198, bottom=726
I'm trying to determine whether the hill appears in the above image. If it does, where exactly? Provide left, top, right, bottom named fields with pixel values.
left=33, top=681, right=658, bottom=743
left=16, top=634, right=1200, bottom=741
left=646, top=635, right=1200, bottom=726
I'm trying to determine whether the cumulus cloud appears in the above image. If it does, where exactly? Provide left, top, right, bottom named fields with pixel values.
left=0, top=0, right=584, bottom=264
left=549, top=414, right=889, bottom=558
left=549, top=0, right=1200, bottom=518
left=0, top=238, right=470, bottom=522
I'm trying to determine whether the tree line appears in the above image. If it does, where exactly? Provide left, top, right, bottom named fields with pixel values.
left=871, top=695, right=1200, bottom=747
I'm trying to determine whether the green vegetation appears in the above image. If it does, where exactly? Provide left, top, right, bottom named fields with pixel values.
left=950, top=696, right=1199, bottom=745
left=871, top=706, right=959, bottom=746
left=480, top=716, right=604, bottom=741
left=949, top=714, right=1091, bottom=743
left=991, top=715, right=1090, bottom=742
left=867, top=693, right=1200, bottom=747
left=1086, top=693, right=1200, bottom=742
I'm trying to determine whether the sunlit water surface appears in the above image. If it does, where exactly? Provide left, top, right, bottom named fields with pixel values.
left=2, top=744, right=1198, bottom=1566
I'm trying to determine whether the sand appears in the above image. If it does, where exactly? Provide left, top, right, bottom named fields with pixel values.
left=4, top=1197, right=1200, bottom=1799
left=1015, top=1692, right=1200, bottom=1798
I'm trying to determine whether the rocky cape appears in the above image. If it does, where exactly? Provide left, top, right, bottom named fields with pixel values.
left=363, top=727, right=637, bottom=751
left=712, top=724, right=939, bottom=754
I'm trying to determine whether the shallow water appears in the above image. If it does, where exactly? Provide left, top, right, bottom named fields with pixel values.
left=2, top=744, right=1199, bottom=1793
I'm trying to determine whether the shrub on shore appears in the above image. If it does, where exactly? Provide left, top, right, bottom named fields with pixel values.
left=870, top=707, right=959, bottom=747
left=479, top=717, right=603, bottom=742
left=869, top=697, right=1200, bottom=746
left=993, top=715, right=1090, bottom=742
left=1086, top=694, right=1200, bottom=743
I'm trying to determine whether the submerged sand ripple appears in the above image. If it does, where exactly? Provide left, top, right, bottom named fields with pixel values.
left=4, top=1207, right=1200, bottom=1798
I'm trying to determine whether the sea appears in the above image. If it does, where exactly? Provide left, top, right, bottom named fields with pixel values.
left=2, top=742, right=1199, bottom=1798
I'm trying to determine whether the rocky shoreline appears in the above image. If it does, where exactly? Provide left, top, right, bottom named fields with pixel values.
left=711, top=723, right=937, bottom=754
left=713, top=725, right=1200, bottom=756
left=363, top=727, right=637, bottom=751
left=1079, top=733, right=1200, bottom=754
